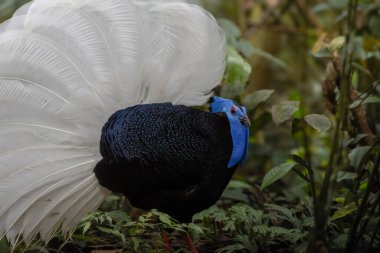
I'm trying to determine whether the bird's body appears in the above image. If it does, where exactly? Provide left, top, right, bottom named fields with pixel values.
left=95, top=103, right=234, bottom=222
left=0, top=0, right=249, bottom=244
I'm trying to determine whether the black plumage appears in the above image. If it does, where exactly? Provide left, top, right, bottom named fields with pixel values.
left=94, top=103, right=235, bottom=222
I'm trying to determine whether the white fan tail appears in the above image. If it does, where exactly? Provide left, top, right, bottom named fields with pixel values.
left=0, top=0, right=226, bottom=244
left=135, top=2, right=226, bottom=105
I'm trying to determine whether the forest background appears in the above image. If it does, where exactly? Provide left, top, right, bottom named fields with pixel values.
left=0, top=0, right=380, bottom=252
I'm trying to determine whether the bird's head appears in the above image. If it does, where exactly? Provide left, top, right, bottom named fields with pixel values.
left=210, top=96, right=250, bottom=168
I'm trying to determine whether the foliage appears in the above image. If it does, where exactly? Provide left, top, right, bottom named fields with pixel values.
left=2, top=0, right=380, bottom=252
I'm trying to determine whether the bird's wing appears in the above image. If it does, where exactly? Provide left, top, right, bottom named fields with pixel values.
left=0, top=0, right=226, bottom=243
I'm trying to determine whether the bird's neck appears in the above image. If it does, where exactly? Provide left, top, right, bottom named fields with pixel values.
left=226, top=118, right=249, bottom=168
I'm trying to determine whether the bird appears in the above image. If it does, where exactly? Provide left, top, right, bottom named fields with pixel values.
left=0, top=0, right=250, bottom=245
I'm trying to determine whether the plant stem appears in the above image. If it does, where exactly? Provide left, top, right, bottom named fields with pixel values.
left=307, top=0, right=358, bottom=251
left=344, top=146, right=380, bottom=252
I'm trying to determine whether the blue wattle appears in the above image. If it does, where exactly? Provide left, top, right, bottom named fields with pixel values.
left=226, top=113, right=249, bottom=168
left=210, top=96, right=249, bottom=168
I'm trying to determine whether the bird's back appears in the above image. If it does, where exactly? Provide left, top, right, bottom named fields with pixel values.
left=95, top=103, right=234, bottom=221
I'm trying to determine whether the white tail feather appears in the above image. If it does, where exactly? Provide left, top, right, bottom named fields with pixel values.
left=0, top=0, right=226, bottom=243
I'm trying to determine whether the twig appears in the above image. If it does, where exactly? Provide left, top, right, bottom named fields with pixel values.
left=308, top=0, right=358, bottom=251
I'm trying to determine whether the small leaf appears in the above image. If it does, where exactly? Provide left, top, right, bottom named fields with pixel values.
left=261, top=162, right=296, bottom=190
left=304, top=114, right=332, bottom=132
left=0, top=238, right=9, bottom=253
left=243, top=89, right=275, bottom=110
left=237, top=39, right=255, bottom=58
left=337, top=171, right=357, bottom=182
left=97, top=227, right=126, bottom=242
left=250, top=46, right=287, bottom=68
left=331, top=202, right=357, bottom=221
left=187, top=223, right=205, bottom=236
left=364, top=95, right=380, bottom=104
left=218, top=18, right=241, bottom=39
left=159, top=214, right=172, bottom=226
left=227, top=180, right=252, bottom=189
left=343, top=134, right=369, bottom=147
left=312, top=47, right=331, bottom=58
left=271, top=101, right=300, bottom=125
left=82, top=222, right=91, bottom=235
left=226, top=46, right=252, bottom=85
left=348, top=146, right=371, bottom=167
left=329, top=36, right=346, bottom=51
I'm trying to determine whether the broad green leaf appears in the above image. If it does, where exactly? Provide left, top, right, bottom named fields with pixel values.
left=364, top=95, right=380, bottom=104
left=237, top=39, right=255, bottom=58
left=187, top=223, right=205, bottom=236
left=261, top=162, right=296, bottom=190
left=97, top=226, right=126, bottom=242
left=218, top=18, right=241, bottom=39
left=0, top=238, right=9, bottom=253
left=304, top=114, right=332, bottom=132
left=337, top=171, right=357, bottom=182
left=106, top=210, right=130, bottom=223
left=132, top=237, right=140, bottom=252
left=250, top=46, right=287, bottom=69
left=226, top=46, right=252, bottom=85
left=312, top=47, right=331, bottom=58
left=82, top=222, right=91, bottom=235
left=331, top=202, right=357, bottom=221
left=343, top=134, right=369, bottom=147
left=271, top=101, right=300, bottom=125
left=243, top=89, right=275, bottom=110
left=348, top=146, right=371, bottom=167
left=227, top=180, right=252, bottom=189
left=159, top=214, right=172, bottom=225
left=330, top=36, right=346, bottom=51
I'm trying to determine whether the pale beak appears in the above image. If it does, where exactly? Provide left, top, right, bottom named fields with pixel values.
left=239, top=116, right=251, bottom=127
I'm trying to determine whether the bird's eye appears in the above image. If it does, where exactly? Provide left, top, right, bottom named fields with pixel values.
left=230, top=106, right=236, bottom=114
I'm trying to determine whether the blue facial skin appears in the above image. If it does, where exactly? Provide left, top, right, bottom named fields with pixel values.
left=210, top=96, right=250, bottom=168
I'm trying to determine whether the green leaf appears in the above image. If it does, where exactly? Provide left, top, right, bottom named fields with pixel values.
left=266, top=204, right=301, bottom=227
left=243, top=89, right=275, bottom=110
left=82, top=222, right=91, bottom=235
left=0, top=238, right=9, bottom=253
left=331, top=202, right=357, bottom=221
left=237, top=39, right=255, bottom=58
left=271, top=101, right=300, bottom=125
left=304, top=114, right=332, bottom=132
left=132, top=237, right=140, bottom=252
left=226, top=46, right=252, bottom=85
left=187, top=223, right=205, bottom=237
left=364, top=95, right=380, bottom=104
left=343, top=134, right=369, bottom=147
left=106, top=210, right=130, bottom=223
left=97, top=226, right=126, bottom=242
left=329, top=36, right=346, bottom=51
left=337, top=171, right=357, bottom=182
left=312, top=47, right=331, bottom=58
left=261, top=162, right=297, bottom=190
left=348, top=146, right=371, bottom=167
left=218, top=18, right=241, bottom=39
left=159, top=214, right=173, bottom=226
left=227, top=180, right=252, bottom=189
left=250, top=46, right=287, bottom=68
